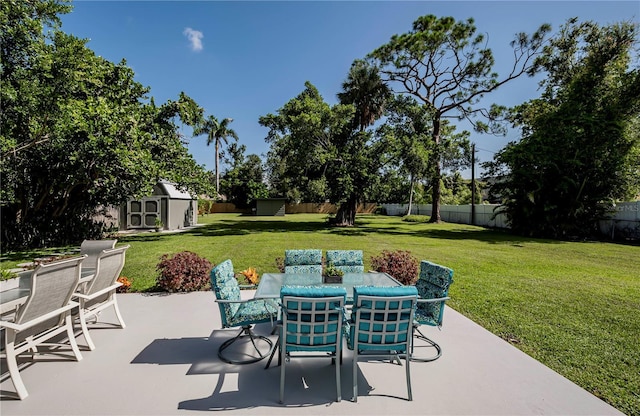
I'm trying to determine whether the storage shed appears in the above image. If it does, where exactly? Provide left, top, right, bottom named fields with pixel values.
left=121, top=180, right=197, bottom=231
left=255, top=198, right=287, bottom=216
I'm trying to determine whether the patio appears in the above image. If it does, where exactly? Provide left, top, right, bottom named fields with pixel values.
left=0, top=291, right=622, bottom=415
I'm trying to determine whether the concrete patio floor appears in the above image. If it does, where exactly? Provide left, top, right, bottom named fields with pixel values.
left=0, top=291, right=622, bottom=415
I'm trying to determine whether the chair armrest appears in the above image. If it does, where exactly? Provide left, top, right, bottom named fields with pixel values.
left=74, top=282, right=122, bottom=300
left=0, top=301, right=79, bottom=331
left=215, top=298, right=258, bottom=305
left=239, top=284, right=258, bottom=289
left=417, top=296, right=450, bottom=304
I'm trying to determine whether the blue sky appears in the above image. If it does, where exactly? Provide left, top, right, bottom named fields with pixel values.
left=60, top=1, right=639, bottom=176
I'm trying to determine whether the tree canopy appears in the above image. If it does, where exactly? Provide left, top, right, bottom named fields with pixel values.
left=368, top=14, right=550, bottom=222
left=484, top=18, right=640, bottom=239
left=1, top=0, right=211, bottom=249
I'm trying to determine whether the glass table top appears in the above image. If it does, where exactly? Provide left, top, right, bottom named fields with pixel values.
left=254, top=272, right=401, bottom=301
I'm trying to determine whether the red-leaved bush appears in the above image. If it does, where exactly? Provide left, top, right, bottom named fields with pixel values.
left=156, top=251, right=213, bottom=292
left=370, top=250, right=419, bottom=285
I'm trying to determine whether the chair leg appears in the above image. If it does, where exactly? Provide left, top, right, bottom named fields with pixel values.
left=5, top=334, right=29, bottom=400
left=352, top=350, right=358, bottom=402
left=405, top=353, right=413, bottom=401
left=112, top=296, right=126, bottom=329
left=265, top=334, right=280, bottom=369
left=279, top=334, right=286, bottom=404
left=218, top=326, right=273, bottom=365
left=65, top=314, right=83, bottom=361
left=335, top=348, right=342, bottom=402
left=411, top=326, right=442, bottom=362
left=78, top=304, right=96, bottom=351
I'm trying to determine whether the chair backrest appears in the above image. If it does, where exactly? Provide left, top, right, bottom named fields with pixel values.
left=210, top=259, right=241, bottom=327
left=15, top=256, right=84, bottom=325
left=284, top=249, right=323, bottom=275
left=280, top=286, right=347, bottom=351
left=416, top=260, right=454, bottom=326
left=85, top=245, right=130, bottom=296
left=350, top=286, right=417, bottom=353
left=80, top=239, right=117, bottom=270
left=326, top=250, right=364, bottom=273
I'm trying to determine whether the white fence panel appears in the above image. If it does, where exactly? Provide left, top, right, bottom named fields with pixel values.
left=380, top=202, right=638, bottom=236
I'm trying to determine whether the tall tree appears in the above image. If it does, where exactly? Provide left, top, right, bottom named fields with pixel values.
left=194, top=115, right=238, bottom=196
left=219, top=143, right=269, bottom=208
left=484, top=19, right=640, bottom=239
left=333, top=59, right=391, bottom=224
left=369, top=15, right=550, bottom=222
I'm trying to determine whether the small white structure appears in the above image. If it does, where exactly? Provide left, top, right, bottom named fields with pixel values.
left=121, top=180, right=197, bottom=231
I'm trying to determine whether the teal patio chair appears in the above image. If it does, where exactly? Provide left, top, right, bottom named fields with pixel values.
left=326, top=250, right=364, bottom=273
left=284, top=249, right=322, bottom=274
left=278, top=286, right=347, bottom=403
left=210, top=259, right=278, bottom=364
left=346, top=285, right=417, bottom=402
left=412, top=260, right=454, bottom=362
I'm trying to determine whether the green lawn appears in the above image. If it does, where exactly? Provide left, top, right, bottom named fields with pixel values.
left=2, top=213, right=638, bottom=414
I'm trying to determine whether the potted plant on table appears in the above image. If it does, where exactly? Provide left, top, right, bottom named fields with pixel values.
left=323, top=265, right=344, bottom=284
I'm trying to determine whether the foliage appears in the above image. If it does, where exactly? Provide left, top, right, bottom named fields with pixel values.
left=484, top=19, right=640, bottom=239
left=403, top=215, right=431, bottom=223
left=1, top=2, right=212, bottom=250
left=274, top=256, right=285, bottom=273
left=1, top=269, right=19, bottom=281
left=116, top=276, right=132, bottom=293
left=219, top=143, right=269, bottom=208
left=370, top=249, right=419, bottom=285
left=193, top=115, right=238, bottom=196
left=323, top=265, right=344, bottom=277
left=155, top=251, right=212, bottom=292
left=240, top=267, right=259, bottom=285
left=369, top=14, right=550, bottom=222
left=261, top=64, right=391, bottom=226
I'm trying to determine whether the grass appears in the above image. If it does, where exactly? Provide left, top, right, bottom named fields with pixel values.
left=1, top=213, right=639, bottom=414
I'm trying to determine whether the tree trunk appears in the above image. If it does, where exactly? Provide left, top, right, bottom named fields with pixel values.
left=429, top=116, right=442, bottom=223
left=215, top=139, right=220, bottom=196
left=406, top=174, right=415, bottom=216
left=332, top=197, right=357, bottom=226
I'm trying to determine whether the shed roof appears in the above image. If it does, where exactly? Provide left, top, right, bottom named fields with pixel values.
left=158, top=180, right=195, bottom=200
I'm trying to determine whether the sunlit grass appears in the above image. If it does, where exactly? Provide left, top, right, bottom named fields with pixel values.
left=1, top=213, right=638, bottom=413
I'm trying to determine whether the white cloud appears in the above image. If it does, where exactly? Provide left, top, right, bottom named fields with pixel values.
left=183, top=27, right=203, bottom=52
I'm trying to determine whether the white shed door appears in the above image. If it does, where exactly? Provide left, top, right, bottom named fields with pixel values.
left=127, top=197, right=161, bottom=228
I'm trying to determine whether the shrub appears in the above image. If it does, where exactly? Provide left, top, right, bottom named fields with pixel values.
left=370, top=250, right=419, bottom=285
left=116, top=276, right=132, bottom=293
left=275, top=256, right=285, bottom=273
left=156, top=251, right=213, bottom=292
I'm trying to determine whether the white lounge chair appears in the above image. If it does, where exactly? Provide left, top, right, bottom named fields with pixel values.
left=0, top=256, right=85, bottom=400
left=74, top=245, right=129, bottom=350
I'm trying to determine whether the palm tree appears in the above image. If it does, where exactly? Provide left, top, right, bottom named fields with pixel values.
left=337, top=59, right=391, bottom=131
left=194, top=115, right=238, bottom=196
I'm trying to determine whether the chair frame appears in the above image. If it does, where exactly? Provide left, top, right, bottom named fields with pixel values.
left=279, top=291, right=346, bottom=403
left=74, top=245, right=129, bottom=350
left=349, top=291, right=416, bottom=402
left=0, top=256, right=85, bottom=399
left=214, top=297, right=275, bottom=364
left=79, top=239, right=117, bottom=271
left=412, top=260, right=454, bottom=362
left=211, top=260, right=277, bottom=365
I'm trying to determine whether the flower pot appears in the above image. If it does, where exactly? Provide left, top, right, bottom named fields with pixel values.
left=323, top=275, right=343, bottom=284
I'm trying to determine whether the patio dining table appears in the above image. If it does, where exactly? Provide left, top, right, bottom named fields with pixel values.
left=254, top=272, right=402, bottom=303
